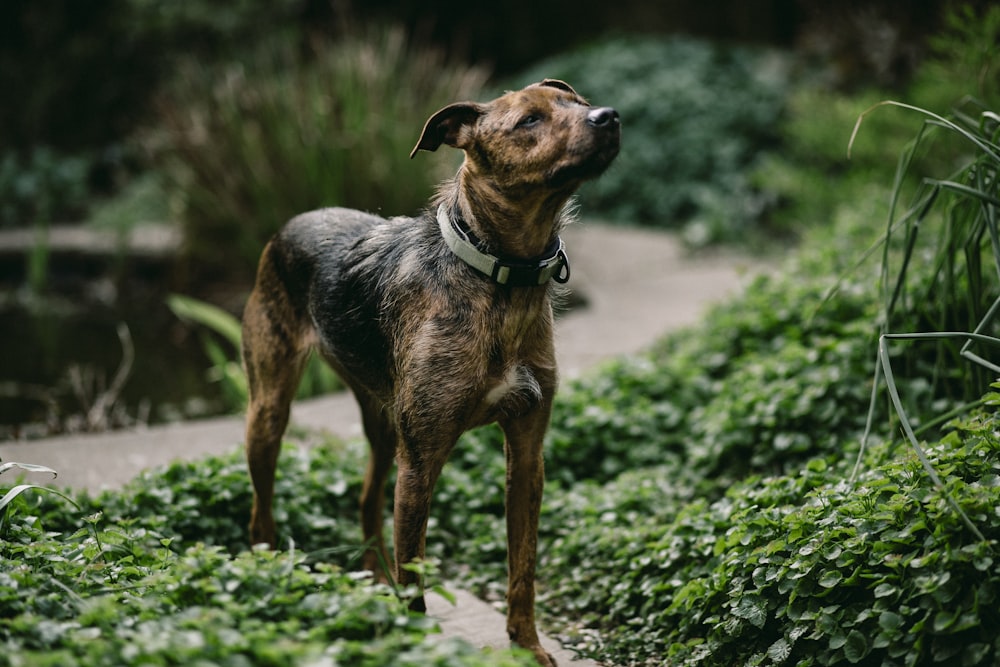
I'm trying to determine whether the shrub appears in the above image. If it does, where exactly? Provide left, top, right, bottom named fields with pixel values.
left=543, top=265, right=881, bottom=489
left=540, top=401, right=1000, bottom=667
left=512, top=35, right=791, bottom=243
left=155, top=25, right=488, bottom=281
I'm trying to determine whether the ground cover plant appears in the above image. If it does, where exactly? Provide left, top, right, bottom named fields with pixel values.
left=0, top=514, right=535, bottom=667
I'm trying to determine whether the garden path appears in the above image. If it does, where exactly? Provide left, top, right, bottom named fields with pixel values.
left=0, top=221, right=761, bottom=666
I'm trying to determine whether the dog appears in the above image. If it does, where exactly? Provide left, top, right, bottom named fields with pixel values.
left=242, top=79, right=619, bottom=666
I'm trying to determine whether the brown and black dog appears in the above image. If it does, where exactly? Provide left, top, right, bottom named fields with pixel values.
left=242, top=79, right=619, bottom=666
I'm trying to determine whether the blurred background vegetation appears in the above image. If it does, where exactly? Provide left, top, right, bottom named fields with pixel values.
left=0, top=0, right=998, bottom=436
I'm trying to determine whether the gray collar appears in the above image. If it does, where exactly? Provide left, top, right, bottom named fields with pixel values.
left=436, top=204, right=570, bottom=287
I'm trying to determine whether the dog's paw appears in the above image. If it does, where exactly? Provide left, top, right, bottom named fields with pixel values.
left=531, top=647, right=557, bottom=667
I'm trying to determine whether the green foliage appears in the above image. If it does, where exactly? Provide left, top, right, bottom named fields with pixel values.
left=167, top=293, right=342, bottom=410
left=754, top=3, right=1000, bottom=240
left=156, top=25, right=488, bottom=280
left=0, top=515, right=534, bottom=667
left=513, top=35, right=791, bottom=243
left=6, top=220, right=998, bottom=665
left=911, top=3, right=1000, bottom=112
left=541, top=404, right=1000, bottom=666
left=0, top=148, right=91, bottom=227
left=0, top=462, right=73, bottom=535
left=856, top=100, right=1000, bottom=399
left=545, top=268, right=880, bottom=489
left=0, top=0, right=303, bottom=155
left=8, top=23, right=1000, bottom=660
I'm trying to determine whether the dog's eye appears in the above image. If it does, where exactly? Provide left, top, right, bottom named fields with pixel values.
left=517, top=114, right=543, bottom=129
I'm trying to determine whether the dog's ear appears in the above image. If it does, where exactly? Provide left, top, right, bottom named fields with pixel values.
left=536, top=79, right=588, bottom=105
left=537, top=79, right=576, bottom=95
left=410, top=102, right=483, bottom=158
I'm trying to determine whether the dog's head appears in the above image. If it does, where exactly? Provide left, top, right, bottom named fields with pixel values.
left=411, top=80, right=620, bottom=195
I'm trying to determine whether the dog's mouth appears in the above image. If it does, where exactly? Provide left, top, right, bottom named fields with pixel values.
left=546, top=137, right=620, bottom=188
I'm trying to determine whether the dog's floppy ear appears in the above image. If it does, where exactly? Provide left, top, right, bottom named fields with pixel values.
left=537, top=79, right=576, bottom=95
left=536, top=79, right=588, bottom=105
left=410, top=102, right=483, bottom=158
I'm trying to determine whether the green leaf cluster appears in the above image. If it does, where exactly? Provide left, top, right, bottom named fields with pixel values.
left=1, top=512, right=533, bottom=667
left=539, top=406, right=1000, bottom=667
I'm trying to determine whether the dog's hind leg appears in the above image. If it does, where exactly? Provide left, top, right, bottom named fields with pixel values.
left=357, top=394, right=396, bottom=581
left=242, top=247, right=311, bottom=548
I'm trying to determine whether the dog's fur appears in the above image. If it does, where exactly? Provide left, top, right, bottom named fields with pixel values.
left=242, top=80, right=619, bottom=666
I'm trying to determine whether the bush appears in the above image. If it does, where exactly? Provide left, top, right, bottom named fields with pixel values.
left=155, top=25, right=488, bottom=281
left=544, top=265, right=880, bottom=489
left=540, top=402, right=1000, bottom=666
left=513, top=35, right=791, bottom=243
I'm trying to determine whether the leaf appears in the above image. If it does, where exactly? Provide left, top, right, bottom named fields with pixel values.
left=933, top=608, right=961, bottom=632
left=962, top=643, right=990, bottom=666
left=0, top=484, right=79, bottom=512
left=843, top=629, right=870, bottom=663
left=430, top=584, right=457, bottom=606
left=0, top=461, right=58, bottom=478
left=818, top=570, right=843, bottom=588
left=167, top=293, right=243, bottom=349
left=873, top=583, right=897, bottom=598
left=879, top=610, right=904, bottom=632
left=732, top=594, right=767, bottom=629
left=766, top=637, right=791, bottom=662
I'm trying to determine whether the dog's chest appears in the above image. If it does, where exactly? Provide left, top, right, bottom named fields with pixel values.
left=482, top=364, right=542, bottom=411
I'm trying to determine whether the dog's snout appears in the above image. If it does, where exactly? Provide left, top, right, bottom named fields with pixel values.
left=587, top=107, right=619, bottom=128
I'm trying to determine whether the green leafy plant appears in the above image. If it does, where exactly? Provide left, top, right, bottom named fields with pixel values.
left=842, top=99, right=1000, bottom=545
left=541, top=404, right=1000, bottom=666
left=0, top=461, right=76, bottom=535
left=1, top=510, right=535, bottom=667
left=752, top=3, right=1000, bottom=241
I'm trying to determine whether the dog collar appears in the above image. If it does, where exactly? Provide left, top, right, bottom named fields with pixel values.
left=436, top=205, right=570, bottom=287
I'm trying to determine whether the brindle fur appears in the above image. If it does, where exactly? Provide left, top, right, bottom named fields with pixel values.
left=242, top=80, right=619, bottom=666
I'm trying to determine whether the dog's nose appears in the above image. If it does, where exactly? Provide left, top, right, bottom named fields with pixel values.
left=587, top=107, right=620, bottom=128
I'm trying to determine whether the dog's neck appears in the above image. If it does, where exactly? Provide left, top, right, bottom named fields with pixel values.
left=439, top=170, right=574, bottom=260
left=436, top=204, right=570, bottom=287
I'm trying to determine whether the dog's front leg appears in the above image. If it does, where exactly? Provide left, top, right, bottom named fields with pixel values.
left=392, top=442, right=451, bottom=612
left=500, top=400, right=556, bottom=667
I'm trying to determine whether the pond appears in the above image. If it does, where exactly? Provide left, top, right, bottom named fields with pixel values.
left=0, top=226, right=232, bottom=440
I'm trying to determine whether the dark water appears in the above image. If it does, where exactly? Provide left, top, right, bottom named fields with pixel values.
left=0, top=285, right=230, bottom=440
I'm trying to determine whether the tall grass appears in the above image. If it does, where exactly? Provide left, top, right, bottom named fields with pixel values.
left=850, top=100, right=1000, bottom=540
left=154, top=25, right=489, bottom=280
